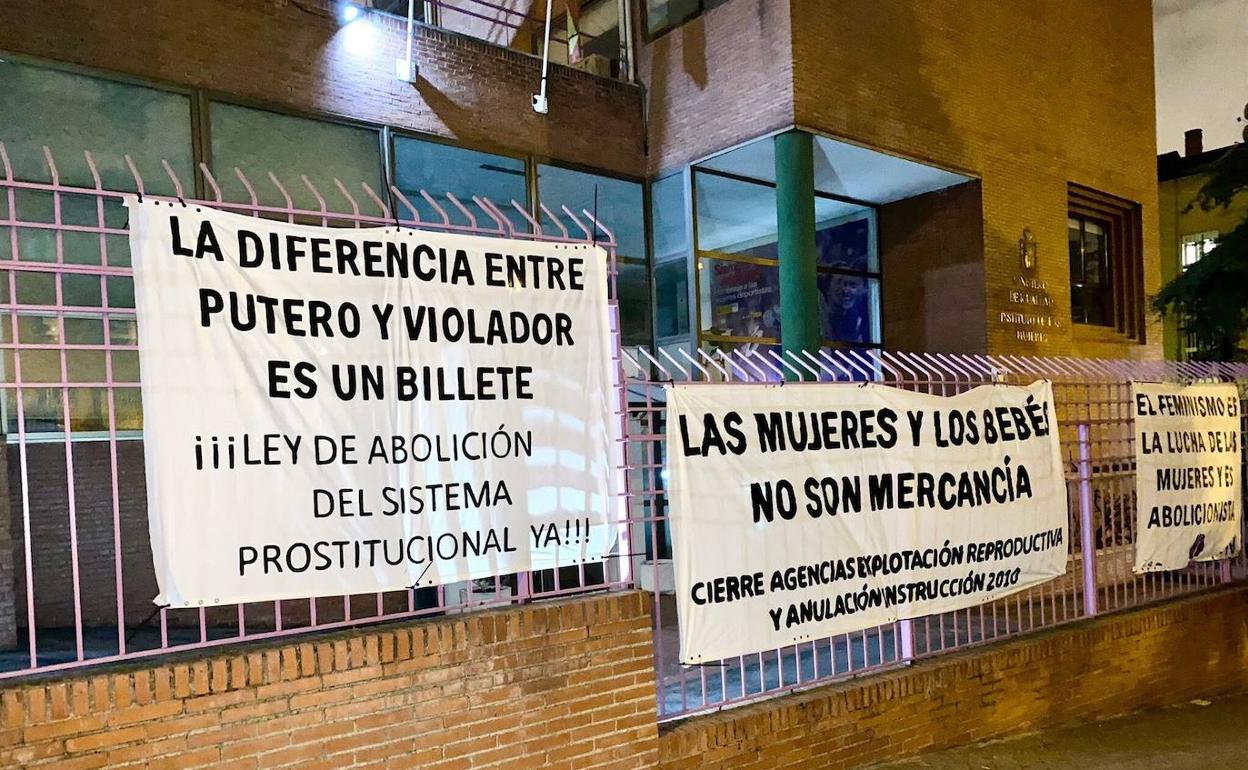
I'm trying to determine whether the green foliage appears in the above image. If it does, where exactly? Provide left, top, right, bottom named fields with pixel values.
left=1153, top=144, right=1248, bottom=361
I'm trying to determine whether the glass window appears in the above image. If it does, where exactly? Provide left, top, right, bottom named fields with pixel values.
left=210, top=103, right=383, bottom=211
left=651, top=173, right=689, bottom=263
left=815, top=206, right=875, bottom=272
left=654, top=260, right=690, bottom=338
left=651, top=173, right=692, bottom=344
left=1181, top=231, right=1218, bottom=269
left=1069, top=216, right=1113, bottom=326
left=537, top=165, right=644, bottom=258
left=817, top=273, right=879, bottom=344
left=695, top=172, right=777, bottom=256
left=0, top=61, right=188, bottom=440
left=644, top=0, right=703, bottom=38
left=0, top=60, right=193, bottom=193
left=698, top=257, right=781, bottom=342
left=392, top=136, right=527, bottom=229
left=617, top=262, right=651, bottom=346
left=693, top=169, right=881, bottom=349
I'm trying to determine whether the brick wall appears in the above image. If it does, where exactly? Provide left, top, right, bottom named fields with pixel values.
left=658, top=585, right=1248, bottom=770
left=638, top=0, right=795, bottom=175
left=0, top=0, right=644, bottom=177
left=878, top=181, right=987, bottom=352
left=789, top=0, right=1163, bottom=359
left=0, top=590, right=659, bottom=769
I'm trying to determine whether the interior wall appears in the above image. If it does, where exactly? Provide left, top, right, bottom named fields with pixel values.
left=878, top=181, right=987, bottom=353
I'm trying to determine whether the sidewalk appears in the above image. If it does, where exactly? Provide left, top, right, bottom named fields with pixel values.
left=870, top=693, right=1248, bottom=770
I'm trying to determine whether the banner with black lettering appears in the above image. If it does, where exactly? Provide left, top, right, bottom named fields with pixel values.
left=666, top=380, right=1067, bottom=664
left=1132, top=382, right=1242, bottom=572
left=128, top=199, right=620, bottom=607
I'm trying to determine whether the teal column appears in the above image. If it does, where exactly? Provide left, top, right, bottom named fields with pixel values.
left=773, top=130, right=820, bottom=372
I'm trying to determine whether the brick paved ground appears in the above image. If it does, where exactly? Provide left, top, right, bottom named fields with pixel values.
left=870, top=692, right=1248, bottom=770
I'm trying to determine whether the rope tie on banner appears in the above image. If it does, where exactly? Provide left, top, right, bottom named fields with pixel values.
left=124, top=604, right=171, bottom=646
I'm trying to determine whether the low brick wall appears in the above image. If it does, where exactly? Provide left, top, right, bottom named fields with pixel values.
left=0, top=590, right=659, bottom=769
left=659, top=585, right=1248, bottom=770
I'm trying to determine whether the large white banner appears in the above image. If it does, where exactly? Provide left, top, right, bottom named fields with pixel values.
left=1132, top=382, right=1242, bottom=573
left=666, top=381, right=1067, bottom=664
left=128, top=199, right=620, bottom=607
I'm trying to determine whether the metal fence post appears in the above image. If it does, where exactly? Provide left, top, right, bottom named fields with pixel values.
left=897, top=619, right=915, bottom=663
left=1077, top=424, right=1099, bottom=617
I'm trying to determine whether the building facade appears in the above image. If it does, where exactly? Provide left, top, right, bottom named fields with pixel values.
left=1158, top=129, right=1248, bottom=360
left=0, top=0, right=1165, bottom=657
left=1, top=0, right=1165, bottom=370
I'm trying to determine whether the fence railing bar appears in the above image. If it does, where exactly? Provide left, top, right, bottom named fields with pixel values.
left=161, top=159, right=185, bottom=201
left=765, top=349, right=806, bottom=380
left=539, top=203, right=569, bottom=239
left=360, top=182, right=391, bottom=220
left=268, top=172, right=296, bottom=223
left=419, top=189, right=452, bottom=227
left=200, top=163, right=224, bottom=202
left=510, top=199, right=543, bottom=236
left=301, top=175, right=330, bottom=225
left=635, top=346, right=673, bottom=381
left=390, top=185, right=422, bottom=225
left=332, top=178, right=362, bottom=224
left=561, top=204, right=593, bottom=241
left=675, top=347, right=712, bottom=380
left=694, top=347, right=730, bottom=379
left=472, top=196, right=509, bottom=235
left=581, top=208, right=614, bottom=245
left=233, top=168, right=260, bottom=217
left=657, top=346, right=693, bottom=381
left=445, top=192, right=478, bottom=231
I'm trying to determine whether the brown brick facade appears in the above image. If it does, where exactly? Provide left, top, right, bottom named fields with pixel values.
left=878, top=181, right=987, bottom=353
left=639, top=0, right=1163, bottom=358
left=0, top=0, right=645, bottom=178
left=789, top=0, right=1162, bottom=359
left=659, top=585, right=1248, bottom=770
left=638, top=0, right=794, bottom=175
left=0, top=590, right=659, bottom=769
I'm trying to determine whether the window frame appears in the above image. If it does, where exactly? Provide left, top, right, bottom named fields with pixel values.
left=1180, top=230, right=1218, bottom=270
left=641, top=0, right=709, bottom=42
left=690, top=166, right=883, bottom=351
left=1067, top=214, right=1114, bottom=328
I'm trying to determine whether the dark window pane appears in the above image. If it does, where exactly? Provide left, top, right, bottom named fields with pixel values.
left=210, top=103, right=382, bottom=211
left=393, top=137, right=527, bottom=229
left=1069, top=215, right=1114, bottom=327
left=1068, top=219, right=1082, bottom=287
left=694, top=172, right=777, bottom=258
left=651, top=174, right=689, bottom=263
left=537, top=165, right=644, bottom=258
left=0, top=60, right=193, bottom=194
left=699, top=258, right=780, bottom=340
left=617, top=262, right=651, bottom=345
left=646, top=0, right=702, bottom=37
left=655, top=259, right=690, bottom=338
left=815, top=212, right=873, bottom=272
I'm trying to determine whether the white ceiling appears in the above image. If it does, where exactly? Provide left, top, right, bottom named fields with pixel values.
left=698, top=134, right=971, bottom=205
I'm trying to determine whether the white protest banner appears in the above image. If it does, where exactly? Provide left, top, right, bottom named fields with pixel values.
left=666, top=380, right=1067, bottom=664
left=127, top=198, right=620, bottom=607
left=1131, top=382, right=1242, bottom=573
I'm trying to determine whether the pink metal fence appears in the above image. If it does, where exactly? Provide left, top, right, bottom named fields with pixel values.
left=2, top=143, right=1247, bottom=727
left=622, top=346, right=1248, bottom=720
left=0, top=142, right=630, bottom=679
